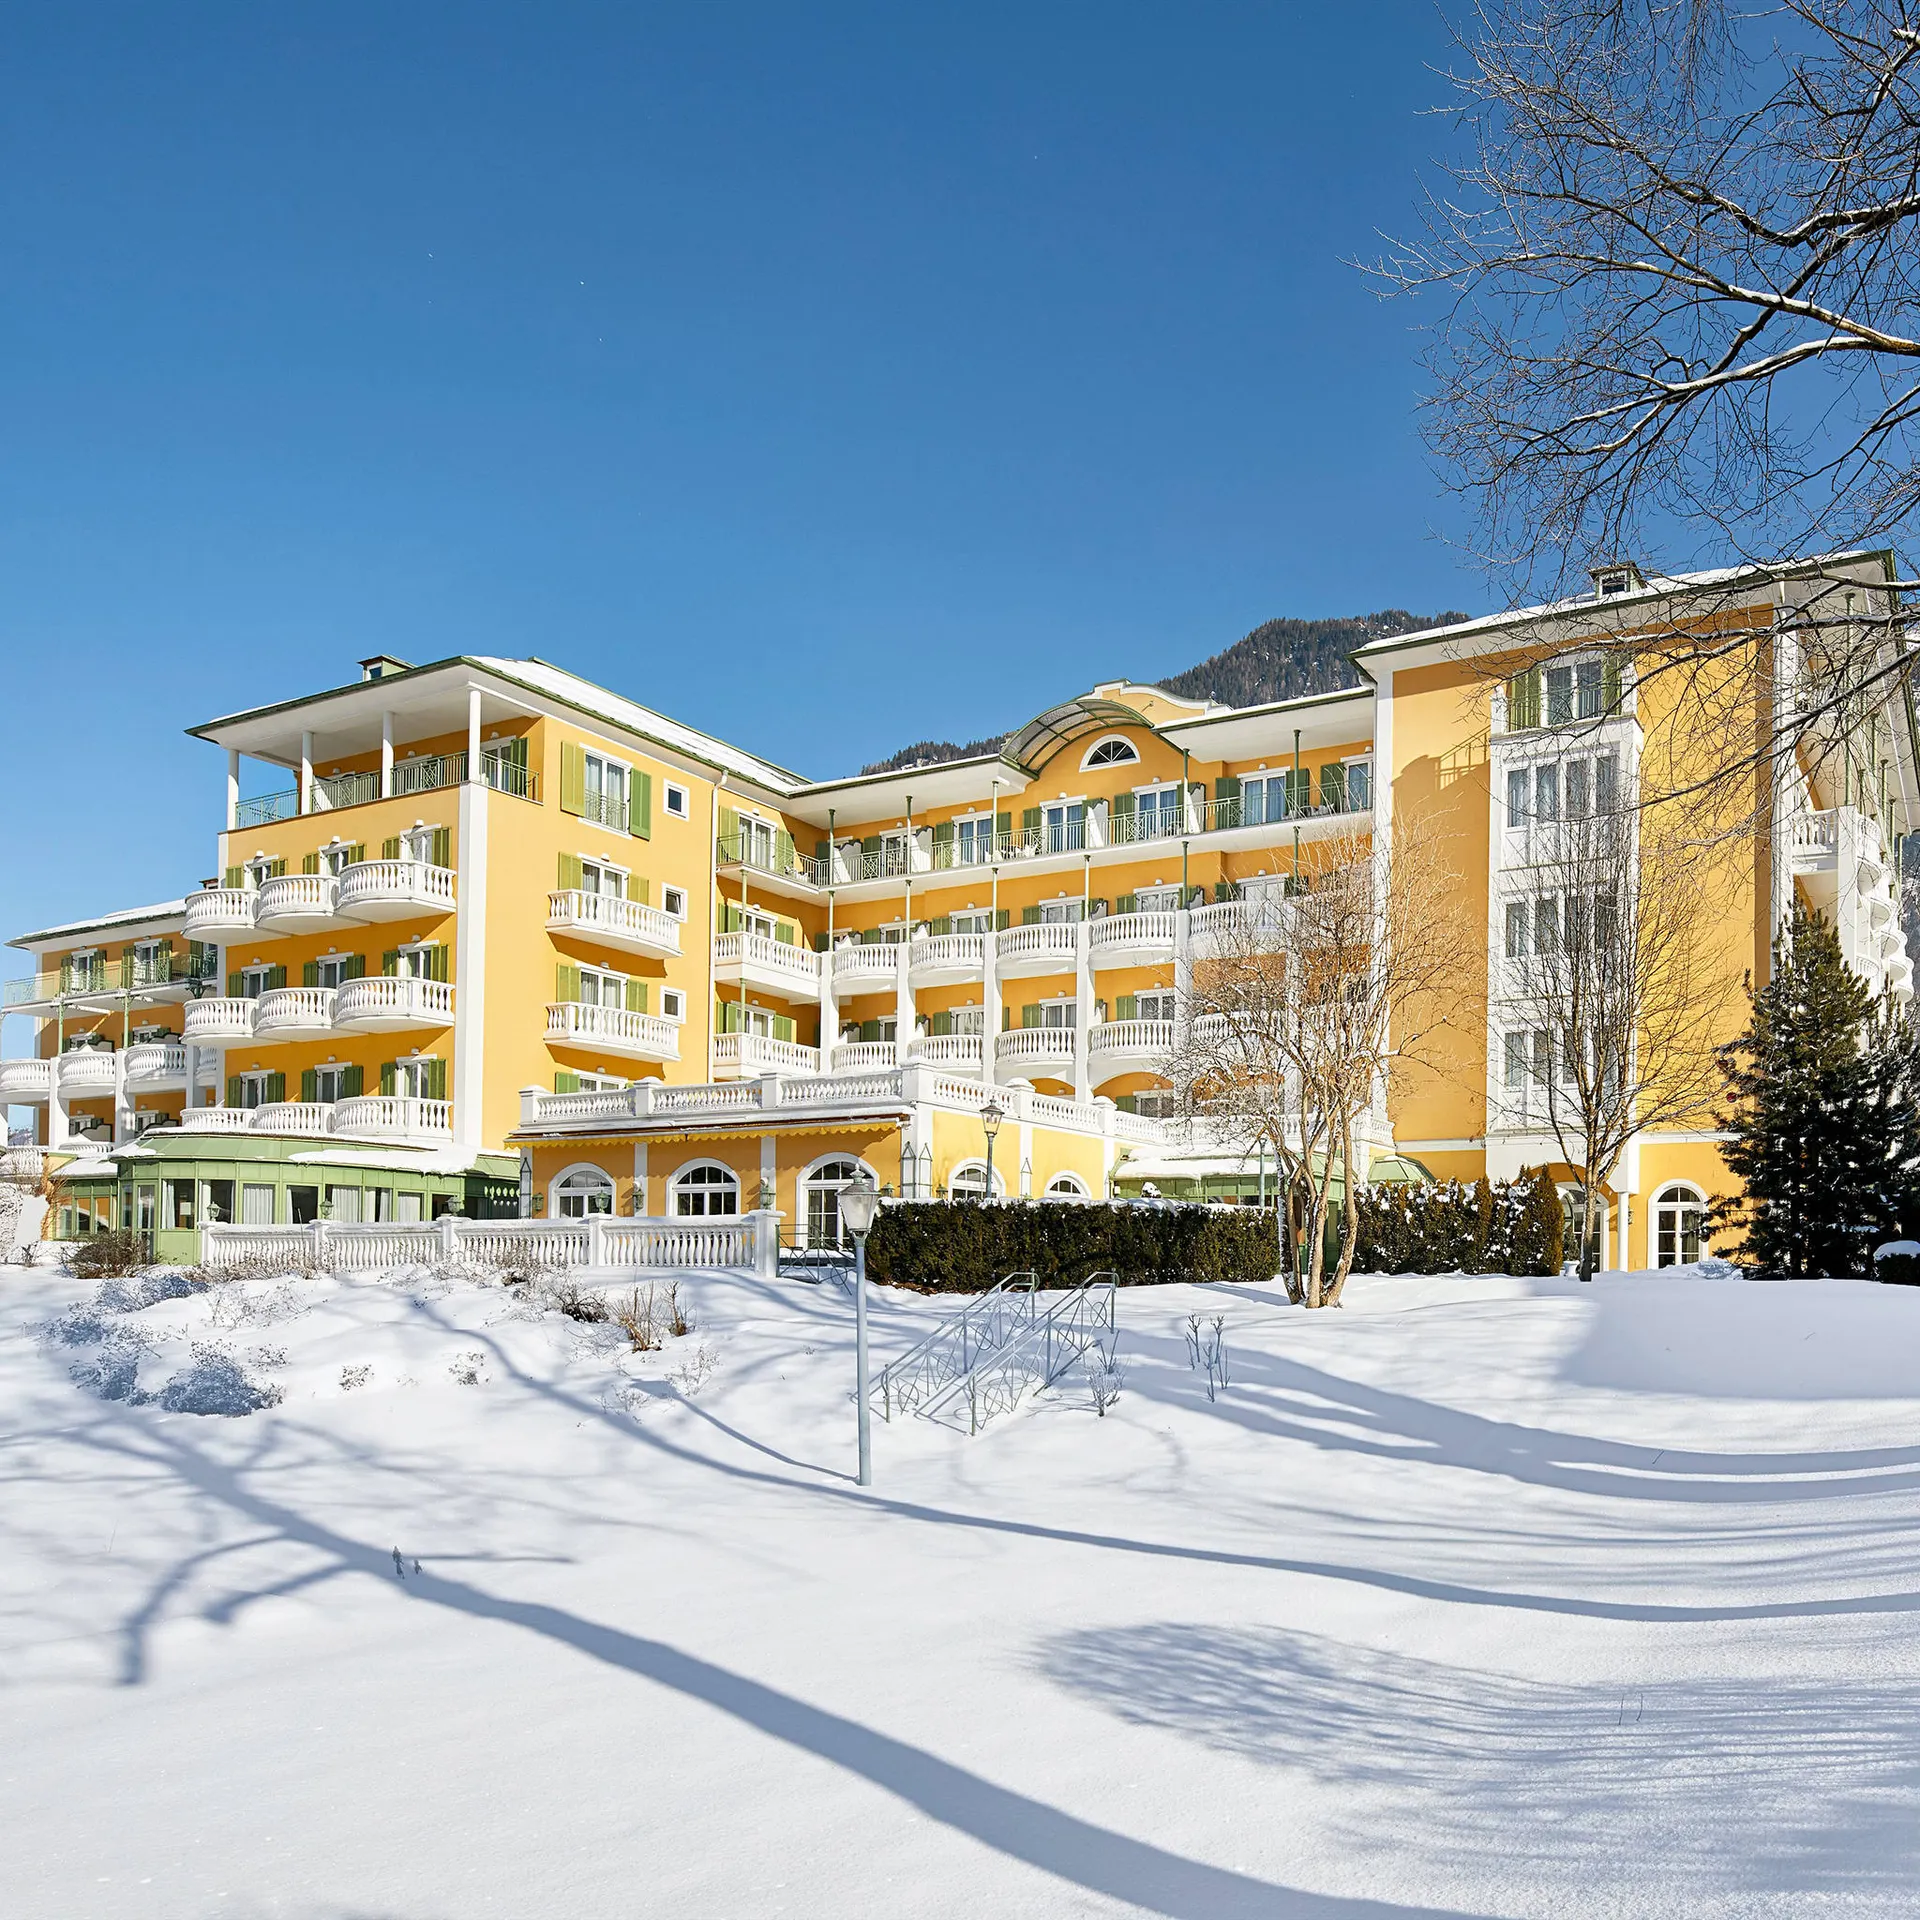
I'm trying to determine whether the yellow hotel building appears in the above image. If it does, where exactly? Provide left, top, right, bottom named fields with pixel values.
left=4, top=552, right=1912, bottom=1268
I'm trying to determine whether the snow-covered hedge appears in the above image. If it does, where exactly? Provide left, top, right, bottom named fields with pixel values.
left=1351, top=1168, right=1563, bottom=1276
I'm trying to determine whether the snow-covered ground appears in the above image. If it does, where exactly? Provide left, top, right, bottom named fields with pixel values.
left=5, top=1258, right=1920, bottom=1919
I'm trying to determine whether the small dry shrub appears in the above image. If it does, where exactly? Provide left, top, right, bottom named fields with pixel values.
left=544, top=1276, right=611, bottom=1324
left=68, top=1229, right=152, bottom=1280
left=614, top=1285, right=661, bottom=1352
left=661, top=1279, right=694, bottom=1338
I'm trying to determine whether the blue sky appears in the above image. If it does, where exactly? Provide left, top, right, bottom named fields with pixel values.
left=1, top=3, right=1479, bottom=946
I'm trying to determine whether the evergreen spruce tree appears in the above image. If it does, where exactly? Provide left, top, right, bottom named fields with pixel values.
left=1717, top=906, right=1879, bottom=1277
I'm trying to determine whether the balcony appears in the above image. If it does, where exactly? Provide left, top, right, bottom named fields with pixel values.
left=995, top=1026, right=1075, bottom=1076
left=1088, top=911, right=1178, bottom=969
left=185, top=887, right=256, bottom=940
left=714, top=931, right=818, bottom=1000
left=996, top=923, right=1079, bottom=977
left=122, top=1043, right=189, bottom=1091
left=904, top=1033, right=985, bottom=1071
left=337, top=859, right=456, bottom=923
left=545, top=1001, right=681, bottom=1061
left=235, top=790, right=299, bottom=829
left=251, top=1101, right=336, bottom=1137
left=832, top=943, right=903, bottom=991
left=0, top=1059, right=53, bottom=1102
left=908, top=933, right=985, bottom=988
left=255, top=873, right=354, bottom=936
left=176, top=1106, right=256, bottom=1135
left=551, top=890, right=682, bottom=960
left=185, top=997, right=257, bottom=1042
left=332, top=1095, right=452, bottom=1144
left=57, top=1051, right=118, bottom=1096
left=831, top=1041, right=898, bottom=1072
left=1087, top=1019, right=1175, bottom=1087
left=713, top=1032, right=822, bottom=1078
left=254, top=986, right=337, bottom=1039
left=333, top=976, right=455, bottom=1033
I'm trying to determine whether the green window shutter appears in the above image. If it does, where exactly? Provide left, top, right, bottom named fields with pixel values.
left=227, top=970, right=242, bottom=998
left=265, top=1071, right=286, bottom=1105
left=859, top=926, right=882, bottom=945
left=723, top=900, right=742, bottom=934
left=1002, top=1006, right=1012, bottom=1030
left=302, top=961, right=320, bottom=989
left=995, top=810, right=1011, bottom=841
left=1021, top=806, right=1041, bottom=837
left=556, top=963, right=581, bottom=1003
left=774, top=829, right=795, bottom=871
left=1115, top=1093, right=1137, bottom=1115
left=625, top=978, right=648, bottom=1014
left=380, top=1061, right=396, bottom=1096
left=302, top=852, right=319, bottom=875
left=1116, top=994, right=1137, bottom=1021
left=382, top=836, right=401, bottom=861
left=932, top=819, right=955, bottom=858
left=224, top=865, right=243, bottom=889
left=772, top=1013, right=795, bottom=1043
left=382, top=949, right=400, bottom=977
left=555, top=1071, right=580, bottom=1094
left=1021, top=1003, right=1041, bottom=1028
left=430, top=945, right=451, bottom=983
left=774, top=920, right=795, bottom=945
left=557, top=852, right=583, bottom=891
left=625, top=877, right=647, bottom=905
left=226, top=1075, right=241, bottom=1107
left=267, top=964, right=287, bottom=990
left=1215, top=881, right=1235, bottom=902
left=424, top=1058, right=447, bottom=1101
left=1214, top=775, right=1242, bottom=830
left=345, top=953, right=366, bottom=980
left=995, top=908, right=1010, bottom=931
left=267, top=859, right=287, bottom=879
left=717, top=805, right=740, bottom=853
left=345, top=842, right=365, bottom=865
left=861, top=834, right=882, bottom=858
left=1320, top=763, right=1346, bottom=810
left=341, top=1064, right=364, bottom=1098
left=429, top=828, right=451, bottom=869
left=930, top=914, right=952, bottom=936
left=1507, top=667, right=1541, bottom=730
left=859, top=1019, right=882, bottom=1044
left=629, top=768, right=652, bottom=839
left=813, top=931, right=829, bottom=952
left=931, top=1010, right=954, bottom=1037
left=560, top=742, right=586, bottom=815
left=1113, top=792, right=1136, bottom=822
left=301, top=1068, right=318, bottom=1103
left=1021, top=905, right=1041, bottom=925
left=1116, top=893, right=1137, bottom=916
left=1602, top=656, right=1624, bottom=709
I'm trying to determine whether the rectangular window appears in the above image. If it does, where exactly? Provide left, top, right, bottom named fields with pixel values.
left=1504, top=1033, right=1529, bottom=1090
left=1532, top=1031, right=1552, bottom=1086
left=1595, top=753, right=1619, bottom=813
left=314, top=1065, right=352, bottom=1102
left=1135, top=990, right=1177, bottom=1022
left=1038, top=899, right=1083, bottom=924
left=395, top=1191, right=423, bottom=1224
left=1506, top=768, right=1530, bottom=827
left=742, top=908, right=777, bottom=941
left=1043, top=802, right=1085, bottom=854
left=202, top=1179, right=234, bottom=1225
left=240, top=1183, right=275, bottom=1226
left=950, top=908, right=993, bottom=934
left=664, top=782, right=690, bottom=818
left=660, top=989, right=685, bottom=1020
left=575, top=1071, right=630, bottom=1092
left=1039, top=1001, right=1077, bottom=1029
left=1135, top=884, right=1182, bottom=912
left=394, top=1058, right=441, bottom=1099
left=737, top=815, right=775, bottom=869
left=1545, top=665, right=1575, bottom=727
left=661, top=885, right=687, bottom=919
left=580, top=859, right=626, bottom=898
left=369, top=1188, right=393, bottom=1222
left=576, top=965, right=625, bottom=1007
left=240, top=965, right=277, bottom=999
left=1576, top=660, right=1604, bottom=720
left=163, top=1180, right=194, bottom=1230
left=1505, top=901, right=1529, bottom=958
left=236, top=1071, right=277, bottom=1108
left=315, top=955, right=357, bottom=989
left=289, top=1186, right=320, bottom=1225
left=1136, top=786, right=1183, bottom=840
left=582, top=753, right=630, bottom=832
left=1346, top=762, right=1372, bottom=811
left=1534, top=896, right=1560, bottom=953
left=327, top=1186, right=362, bottom=1223
left=1533, top=764, right=1560, bottom=822
left=1566, top=759, right=1590, bottom=818
left=956, top=816, right=994, bottom=865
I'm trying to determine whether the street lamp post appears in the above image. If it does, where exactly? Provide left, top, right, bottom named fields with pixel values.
left=838, top=1173, right=881, bottom=1486
left=981, top=1097, right=1006, bottom=1204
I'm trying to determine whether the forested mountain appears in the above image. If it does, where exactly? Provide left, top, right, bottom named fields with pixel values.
left=859, top=608, right=1466, bottom=775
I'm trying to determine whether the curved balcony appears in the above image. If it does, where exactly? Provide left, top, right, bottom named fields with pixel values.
left=995, top=923, right=1078, bottom=977
left=184, top=887, right=256, bottom=940
left=908, top=934, right=985, bottom=988
left=1086, top=1019, right=1175, bottom=1087
left=185, top=997, right=257, bottom=1042
left=995, top=1026, right=1075, bottom=1076
left=832, top=943, right=902, bottom=990
left=332, top=1095, right=452, bottom=1144
left=255, top=873, right=354, bottom=936
left=905, top=1033, right=985, bottom=1070
left=251, top=1101, right=336, bottom=1137
left=56, top=1051, right=118, bottom=1095
left=714, top=931, right=818, bottom=1000
left=0, top=1058, right=53, bottom=1102
left=254, top=986, right=337, bottom=1039
left=550, top=889, right=681, bottom=960
left=545, top=1001, right=681, bottom=1062
left=338, top=859, right=457, bottom=924
left=122, top=1043, right=188, bottom=1091
left=176, top=1106, right=255, bottom=1135
left=332, top=976, right=455, bottom=1033
left=713, top=1032, right=821, bottom=1078
left=1087, top=910, right=1178, bottom=969
left=831, top=1041, right=897, bottom=1072
left=1187, top=901, right=1255, bottom=958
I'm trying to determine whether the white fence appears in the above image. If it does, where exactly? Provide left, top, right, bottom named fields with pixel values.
left=199, top=1210, right=778, bottom=1276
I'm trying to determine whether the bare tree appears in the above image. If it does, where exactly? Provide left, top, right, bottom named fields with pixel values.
left=1373, top=1, right=1920, bottom=819
left=1499, top=792, right=1738, bottom=1274
left=1169, top=822, right=1467, bottom=1308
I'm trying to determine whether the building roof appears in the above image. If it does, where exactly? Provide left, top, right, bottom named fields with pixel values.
left=9, top=900, right=187, bottom=953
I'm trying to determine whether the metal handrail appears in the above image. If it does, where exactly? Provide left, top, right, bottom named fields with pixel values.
left=869, top=1271, right=1039, bottom=1422
left=919, top=1272, right=1117, bottom=1435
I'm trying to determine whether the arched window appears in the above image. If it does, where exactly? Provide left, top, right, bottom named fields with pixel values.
left=1654, top=1183, right=1707, bottom=1268
left=1081, top=735, right=1141, bottom=771
left=948, top=1159, right=1006, bottom=1200
left=1043, top=1172, right=1090, bottom=1200
left=674, top=1162, right=740, bottom=1218
left=803, top=1156, right=871, bottom=1248
left=552, top=1164, right=615, bottom=1218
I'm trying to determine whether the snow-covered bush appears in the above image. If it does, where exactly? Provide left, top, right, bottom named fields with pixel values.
left=206, top=1279, right=303, bottom=1330
left=543, top=1276, right=610, bottom=1323
left=153, top=1344, right=283, bottom=1416
left=1873, top=1240, right=1920, bottom=1286
left=69, top=1328, right=151, bottom=1402
left=1350, top=1168, right=1563, bottom=1276
left=67, top=1228, right=152, bottom=1280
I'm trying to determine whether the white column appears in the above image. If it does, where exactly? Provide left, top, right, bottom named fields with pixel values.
left=226, top=750, right=240, bottom=831
left=818, top=955, right=838, bottom=1071
left=893, top=944, right=915, bottom=1061
left=759, top=1133, right=777, bottom=1212
left=451, top=781, right=489, bottom=1148
left=299, top=732, right=314, bottom=816
left=47, top=1065, right=66, bottom=1150
left=111, top=1052, right=129, bottom=1145
left=1072, top=920, right=1094, bottom=1100
left=982, top=930, right=1001, bottom=1084
left=380, top=711, right=395, bottom=799
left=632, top=1140, right=648, bottom=1217
left=467, top=688, right=483, bottom=783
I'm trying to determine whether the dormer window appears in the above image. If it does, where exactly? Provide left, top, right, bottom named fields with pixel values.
left=1082, top=736, right=1141, bottom=770
left=1589, top=561, right=1643, bottom=598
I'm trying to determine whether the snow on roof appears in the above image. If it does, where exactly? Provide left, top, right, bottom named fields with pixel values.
left=10, top=900, right=188, bottom=950
left=475, top=657, right=809, bottom=793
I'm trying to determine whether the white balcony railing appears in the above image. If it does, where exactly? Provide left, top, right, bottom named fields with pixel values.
left=905, top=1033, right=985, bottom=1069
left=255, top=873, right=339, bottom=927
left=996, top=1026, right=1075, bottom=1067
left=714, top=931, right=818, bottom=985
left=996, top=924, right=1079, bottom=971
left=1087, top=910, right=1178, bottom=960
left=831, top=1041, right=898, bottom=1071
left=122, top=1043, right=189, bottom=1087
left=176, top=1106, right=256, bottom=1134
left=185, top=998, right=257, bottom=1042
left=337, top=859, right=457, bottom=920
left=254, top=986, right=337, bottom=1036
left=331, top=1095, right=452, bottom=1142
left=56, top=1052, right=117, bottom=1093
left=833, top=943, right=903, bottom=982
left=550, top=889, right=682, bottom=956
left=1087, top=1018, right=1176, bottom=1059
left=907, top=933, right=986, bottom=979
left=545, top=1001, right=682, bottom=1059
left=250, top=1101, right=336, bottom=1137
left=332, top=975, right=455, bottom=1030
left=713, top=1032, right=822, bottom=1076
left=0, top=1059, right=54, bottom=1100
left=184, top=887, right=256, bottom=939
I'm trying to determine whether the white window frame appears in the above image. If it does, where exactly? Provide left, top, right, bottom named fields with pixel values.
left=579, top=856, right=628, bottom=899
left=1654, top=1182, right=1709, bottom=1268
left=1043, top=1171, right=1091, bottom=1199
left=551, top=1162, right=616, bottom=1218
left=1134, top=989, right=1177, bottom=1023
left=663, top=781, right=690, bottom=819
left=672, top=1160, right=741, bottom=1218
left=660, top=884, right=688, bottom=920
left=1079, top=735, right=1141, bottom=772
left=575, top=963, right=628, bottom=1009
left=800, top=1152, right=879, bottom=1249
left=659, top=988, right=686, bottom=1022
left=948, top=1159, right=1007, bottom=1200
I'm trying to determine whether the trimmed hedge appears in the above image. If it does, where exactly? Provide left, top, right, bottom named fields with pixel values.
left=864, top=1200, right=1282, bottom=1292
left=1351, top=1168, right=1564, bottom=1276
